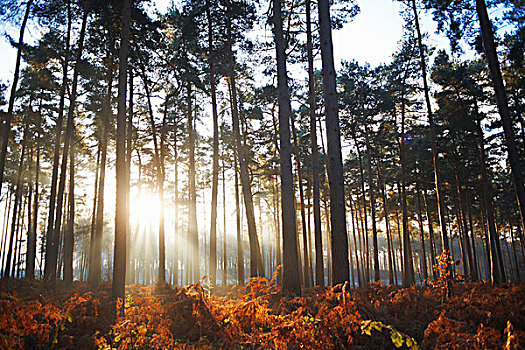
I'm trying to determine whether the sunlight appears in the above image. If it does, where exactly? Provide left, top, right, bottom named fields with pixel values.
left=129, top=188, right=160, bottom=230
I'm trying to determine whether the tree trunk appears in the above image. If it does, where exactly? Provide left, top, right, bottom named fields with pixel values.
left=349, top=197, right=363, bottom=286
left=354, top=139, right=370, bottom=282
left=126, top=68, right=134, bottom=284
left=113, top=0, right=131, bottom=302
left=225, top=0, right=264, bottom=278
left=364, top=124, right=380, bottom=281
left=158, top=93, right=169, bottom=283
left=416, top=180, right=428, bottom=283
left=411, top=0, right=450, bottom=256
left=0, top=0, right=33, bottom=194
left=273, top=0, right=301, bottom=294
left=380, top=178, right=394, bottom=285
left=423, top=188, right=437, bottom=279
left=206, top=1, right=220, bottom=287
left=475, top=0, right=525, bottom=235
left=222, top=161, right=227, bottom=285
left=235, top=157, right=245, bottom=285
left=452, top=154, right=474, bottom=281
left=187, top=83, right=199, bottom=284
left=317, top=0, right=349, bottom=285
left=63, top=131, right=75, bottom=285
left=291, top=113, right=312, bottom=287
left=400, top=94, right=415, bottom=287
left=466, top=192, right=479, bottom=280
left=26, top=104, right=41, bottom=279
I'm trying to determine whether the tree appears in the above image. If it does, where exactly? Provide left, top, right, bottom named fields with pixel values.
left=113, top=0, right=132, bottom=302
left=318, top=0, right=349, bottom=285
left=272, top=0, right=301, bottom=295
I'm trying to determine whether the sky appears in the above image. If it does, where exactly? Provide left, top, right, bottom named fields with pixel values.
left=0, top=0, right=451, bottom=91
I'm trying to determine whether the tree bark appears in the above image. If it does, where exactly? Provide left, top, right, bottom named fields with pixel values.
left=113, top=0, right=131, bottom=302
left=205, top=1, right=220, bottom=287
left=475, top=0, right=525, bottom=235
left=411, top=0, right=450, bottom=255
left=306, top=0, right=324, bottom=286
left=364, top=123, right=380, bottom=282
left=26, top=103, right=41, bottom=279
left=187, top=83, right=199, bottom=284
left=63, top=130, right=75, bottom=285
left=273, top=0, right=301, bottom=294
left=318, top=0, right=349, bottom=285
left=225, top=0, right=264, bottom=278
left=235, top=157, right=245, bottom=285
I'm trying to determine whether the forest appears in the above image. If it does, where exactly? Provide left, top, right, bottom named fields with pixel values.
left=0, top=0, right=524, bottom=348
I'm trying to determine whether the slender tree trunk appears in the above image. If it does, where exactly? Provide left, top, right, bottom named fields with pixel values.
left=507, top=214, right=521, bottom=281
left=354, top=140, right=370, bottom=282
left=235, top=158, right=245, bottom=285
left=187, top=83, right=199, bottom=284
left=466, top=192, right=479, bottom=280
left=380, top=178, right=394, bottom=285
left=318, top=0, right=349, bottom=285
left=0, top=0, right=33, bottom=194
left=364, top=124, right=380, bottom=281
left=26, top=105, right=41, bottom=279
left=158, top=93, right=169, bottom=283
left=411, top=0, right=450, bottom=256
left=273, top=0, right=301, bottom=294
left=126, top=68, right=134, bottom=284
left=349, top=197, right=363, bottom=286
left=206, top=1, right=220, bottom=287
left=173, top=126, right=179, bottom=285
left=113, top=0, right=131, bottom=302
left=222, top=161, right=227, bottom=285
left=475, top=0, right=525, bottom=235
left=453, top=155, right=474, bottom=281
left=225, top=0, right=264, bottom=278
left=423, top=189, right=437, bottom=279
left=399, top=97, right=415, bottom=287
left=416, top=180, right=428, bottom=283
left=63, top=132, right=75, bottom=285
left=291, top=113, right=312, bottom=287
left=44, top=0, right=71, bottom=280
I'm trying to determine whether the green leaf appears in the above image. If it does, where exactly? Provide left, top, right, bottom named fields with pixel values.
left=67, top=314, right=73, bottom=323
left=391, top=331, right=404, bottom=348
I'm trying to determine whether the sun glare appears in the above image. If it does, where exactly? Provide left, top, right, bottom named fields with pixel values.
left=129, top=189, right=161, bottom=229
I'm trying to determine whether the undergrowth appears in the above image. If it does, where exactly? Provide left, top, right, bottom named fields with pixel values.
left=0, top=274, right=523, bottom=349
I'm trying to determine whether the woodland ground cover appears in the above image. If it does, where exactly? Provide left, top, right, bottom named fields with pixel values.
left=0, top=275, right=523, bottom=349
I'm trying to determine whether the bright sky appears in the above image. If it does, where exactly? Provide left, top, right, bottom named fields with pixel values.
left=0, top=0, right=449, bottom=92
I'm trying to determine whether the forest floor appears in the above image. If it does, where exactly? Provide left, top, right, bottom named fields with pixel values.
left=0, top=274, right=523, bottom=349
